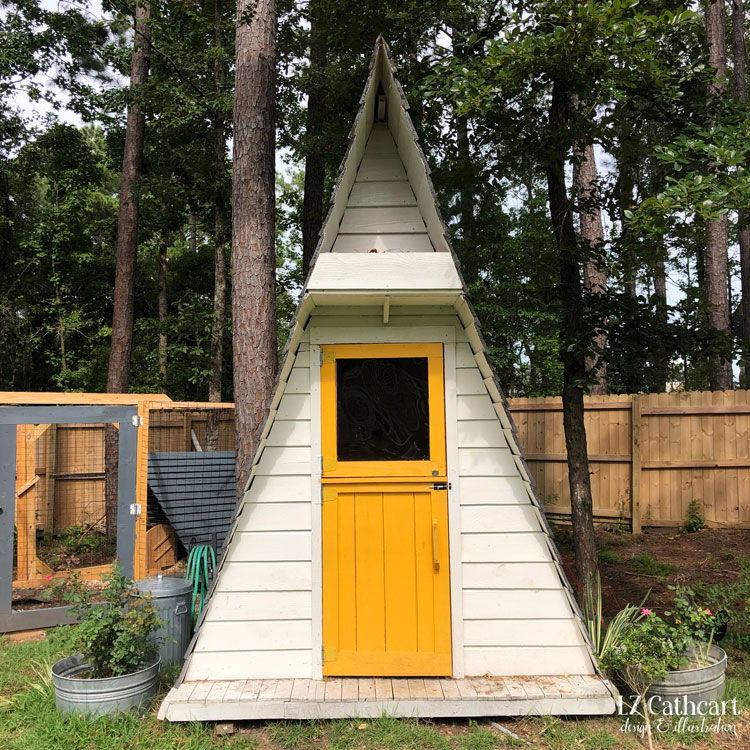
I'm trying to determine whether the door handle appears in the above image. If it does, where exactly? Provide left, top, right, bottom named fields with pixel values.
left=432, top=520, right=440, bottom=571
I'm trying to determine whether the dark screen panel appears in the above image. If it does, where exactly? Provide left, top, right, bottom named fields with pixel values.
left=336, top=357, right=430, bottom=461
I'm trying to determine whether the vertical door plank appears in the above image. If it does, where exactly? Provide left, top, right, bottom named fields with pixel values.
left=322, top=492, right=338, bottom=671
left=338, top=492, right=357, bottom=653
left=383, top=492, right=417, bottom=653
left=414, top=490, right=435, bottom=653
left=355, top=491, right=386, bottom=652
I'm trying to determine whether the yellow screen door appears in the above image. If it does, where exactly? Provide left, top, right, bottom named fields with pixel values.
left=321, top=343, right=452, bottom=676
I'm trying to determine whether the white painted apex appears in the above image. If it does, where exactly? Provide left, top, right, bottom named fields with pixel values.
left=311, top=38, right=453, bottom=268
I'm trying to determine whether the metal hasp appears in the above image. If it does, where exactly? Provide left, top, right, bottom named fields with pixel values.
left=0, top=405, right=139, bottom=630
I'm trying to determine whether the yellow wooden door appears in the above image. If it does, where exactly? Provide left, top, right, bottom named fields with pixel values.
left=321, top=343, right=452, bottom=676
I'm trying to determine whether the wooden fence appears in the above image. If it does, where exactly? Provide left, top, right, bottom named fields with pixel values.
left=508, top=390, right=750, bottom=532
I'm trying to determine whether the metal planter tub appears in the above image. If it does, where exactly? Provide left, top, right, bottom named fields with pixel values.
left=646, top=645, right=728, bottom=714
left=51, top=653, right=160, bottom=717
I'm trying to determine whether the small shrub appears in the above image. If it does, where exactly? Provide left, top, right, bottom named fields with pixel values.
left=61, top=564, right=163, bottom=677
left=682, top=499, right=705, bottom=533
left=694, top=572, right=750, bottom=651
left=600, top=611, right=684, bottom=750
left=628, top=552, right=677, bottom=579
left=598, top=550, right=620, bottom=565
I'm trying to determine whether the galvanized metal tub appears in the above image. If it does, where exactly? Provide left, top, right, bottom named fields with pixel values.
left=136, top=575, right=193, bottom=667
left=51, top=653, right=160, bottom=717
left=646, top=644, right=727, bottom=714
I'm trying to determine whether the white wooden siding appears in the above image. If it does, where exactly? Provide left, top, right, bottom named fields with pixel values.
left=464, top=618, right=586, bottom=647
left=463, top=590, right=573, bottom=620
left=330, top=123, right=434, bottom=256
left=454, top=340, right=595, bottom=676
left=204, top=592, right=312, bottom=621
left=225, top=532, right=313, bottom=563
left=212, top=562, right=311, bottom=592
left=195, top=621, right=313, bottom=652
left=464, top=647, right=594, bottom=677
left=188, top=652, right=314, bottom=681
left=185, top=349, right=315, bottom=681
left=339, top=207, right=425, bottom=234
left=332, top=234, right=433, bottom=254
left=462, top=562, right=564, bottom=589
left=460, top=505, right=544, bottom=533
left=347, top=181, right=416, bottom=207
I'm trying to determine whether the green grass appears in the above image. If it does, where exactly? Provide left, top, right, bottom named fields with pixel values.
left=627, top=552, right=678, bottom=579
left=2, top=627, right=750, bottom=749
left=597, top=550, right=620, bottom=565
left=522, top=716, right=640, bottom=749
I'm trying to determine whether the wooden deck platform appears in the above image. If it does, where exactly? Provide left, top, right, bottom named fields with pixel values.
left=158, top=675, right=617, bottom=721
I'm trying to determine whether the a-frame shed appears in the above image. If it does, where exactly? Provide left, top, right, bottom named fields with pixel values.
left=159, top=37, right=617, bottom=721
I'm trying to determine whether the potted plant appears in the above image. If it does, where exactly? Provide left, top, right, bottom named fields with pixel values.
left=649, top=585, right=728, bottom=709
left=599, top=587, right=728, bottom=750
left=50, top=564, right=163, bottom=717
left=600, top=609, right=685, bottom=750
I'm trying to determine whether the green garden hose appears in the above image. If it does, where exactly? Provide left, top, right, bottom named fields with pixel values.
left=186, top=544, right=216, bottom=623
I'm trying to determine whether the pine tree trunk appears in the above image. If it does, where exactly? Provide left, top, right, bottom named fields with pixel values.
left=206, top=0, right=229, bottom=452
left=706, top=0, right=734, bottom=390
left=157, top=234, right=167, bottom=390
left=301, top=1, right=326, bottom=278
left=573, top=137, right=607, bottom=395
left=546, top=79, right=598, bottom=597
left=232, top=0, right=278, bottom=494
left=733, top=0, right=750, bottom=386
left=616, top=129, right=638, bottom=300
left=654, top=252, right=669, bottom=392
left=105, top=0, right=151, bottom=538
left=107, top=0, right=151, bottom=396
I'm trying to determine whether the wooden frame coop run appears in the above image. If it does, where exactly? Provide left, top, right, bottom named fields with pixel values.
left=0, top=392, right=235, bottom=632
left=158, top=37, right=617, bottom=722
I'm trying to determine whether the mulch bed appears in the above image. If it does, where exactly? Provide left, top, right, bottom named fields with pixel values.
left=554, top=525, right=750, bottom=617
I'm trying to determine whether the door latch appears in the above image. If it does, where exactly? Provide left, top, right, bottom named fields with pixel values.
left=431, top=482, right=450, bottom=491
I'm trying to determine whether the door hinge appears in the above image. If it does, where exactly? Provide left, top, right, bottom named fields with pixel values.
left=432, top=482, right=450, bottom=491
left=324, top=646, right=337, bottom=662
left=321, top=645, right=325, bottom=663
left=129, top=503, right=142, bottom=516
left=131, top=415, right=143, bottom=427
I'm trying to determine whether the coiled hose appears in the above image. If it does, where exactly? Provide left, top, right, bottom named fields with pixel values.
left=186, top=544, right=216, bottom=623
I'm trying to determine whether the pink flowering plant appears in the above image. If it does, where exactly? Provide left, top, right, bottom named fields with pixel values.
left=665, top=584, right=720, bottom=665
left=62, top=563, right=162, bottom=678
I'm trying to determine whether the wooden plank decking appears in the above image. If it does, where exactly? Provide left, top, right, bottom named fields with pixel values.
left=158, top=675, right=617, bottom=721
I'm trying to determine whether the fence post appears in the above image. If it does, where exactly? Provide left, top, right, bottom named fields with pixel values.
left=631, top=395, right=642, bottom=534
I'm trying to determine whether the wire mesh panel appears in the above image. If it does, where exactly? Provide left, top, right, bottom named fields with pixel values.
left=12, top=420, right=120, bottom=612
left=143, top=404, right=236, bottom=574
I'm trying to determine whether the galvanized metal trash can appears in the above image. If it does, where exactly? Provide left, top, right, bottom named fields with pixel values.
left=136, top=575, right=193, bottom=667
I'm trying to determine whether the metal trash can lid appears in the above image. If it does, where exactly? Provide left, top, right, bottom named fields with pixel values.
left=135, top=575, right=192, bottom=599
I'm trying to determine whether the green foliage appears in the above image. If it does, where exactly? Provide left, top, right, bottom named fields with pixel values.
left=583, top=572, right=644, bottom=658
left=599, top=610, right=684, bottom=685
left=694, top=567, right=750, bottom=651
left=627, top=552, right=678, bottom=579
left=39, top=524, right=115, bottom=571
left=597, top=550, right=620, bottom=565
left=664, top=584, right=722, bottom=663
left=61, top=564, right=163, bottom=677
left=682, top=500, right=705, bottom=533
